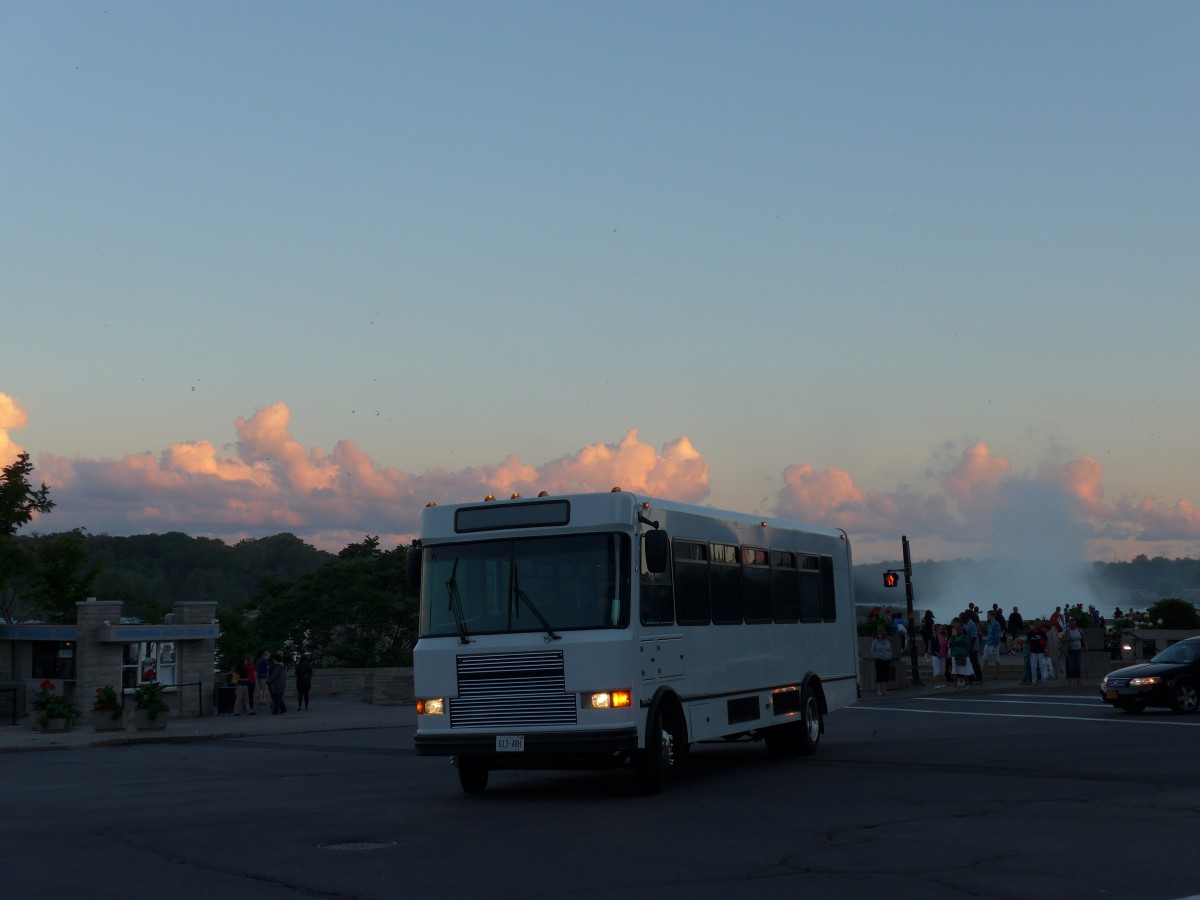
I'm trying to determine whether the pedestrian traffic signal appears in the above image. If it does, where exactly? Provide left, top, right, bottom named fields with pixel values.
left=882, top=571, right=900, bottom=588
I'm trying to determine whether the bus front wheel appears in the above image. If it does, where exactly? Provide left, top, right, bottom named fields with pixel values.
left=456, top=756, right=489, bottom=793
left=634, top=707, right=671, bottom=795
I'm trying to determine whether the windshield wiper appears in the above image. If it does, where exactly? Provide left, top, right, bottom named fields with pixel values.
left=511, top=563, right=560, bottom=642
left=445, top=558, right=472, bottom=645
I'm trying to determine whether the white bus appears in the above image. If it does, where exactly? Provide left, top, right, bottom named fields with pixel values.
left=408, top=489, right=860, bottom=794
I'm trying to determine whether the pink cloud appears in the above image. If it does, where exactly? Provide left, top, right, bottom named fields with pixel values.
left=27, top=405, right=711, bottom=551
left=944, top=442, right=1012, bottom=509
left=14, top=394, right=1200, bottom=560
left=0, top=391, right=29, bottom=465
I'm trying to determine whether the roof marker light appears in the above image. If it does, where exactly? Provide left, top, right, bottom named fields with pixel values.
left=611, top=486, right=622, bottom=492
left=425, top=501, right=437, bottom=508
left=510, top=492, right=521, bottom=499
left=538, top=490, right=549, bottom=497
left=484, top=494, right=495, bottom=501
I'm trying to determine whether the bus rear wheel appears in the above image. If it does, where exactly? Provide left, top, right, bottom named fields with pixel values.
left=456, top=756, right=489, bottom=793
left=794, top=688, right=822, bottom=756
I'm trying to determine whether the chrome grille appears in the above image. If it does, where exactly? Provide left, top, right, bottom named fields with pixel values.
left=451, top=651, right=577, bottom=728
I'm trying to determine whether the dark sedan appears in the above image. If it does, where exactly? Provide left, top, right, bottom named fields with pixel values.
left=1100, top=635, right=1200, bottom=714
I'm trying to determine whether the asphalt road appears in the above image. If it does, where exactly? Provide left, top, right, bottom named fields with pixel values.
left=7, top=687, right=1198, bottom=900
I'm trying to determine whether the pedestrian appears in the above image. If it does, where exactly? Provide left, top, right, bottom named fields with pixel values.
left=256, top=650, right=272, bottom=707
left=244, top=653, right=257, bottom=710
left=982, top=610, right=1002, bottom=679
left=921, top=610, right=935, bottom=656
left=963, top=611, right=983, bottom=684
left=1007, top=606, right=1024, bottom=645
left=295, top=654, right=314, bottom=711
left=1050, top=605, right=1064, bottom=632
left=949, top=619, right=972, bottom=689
left=1046, top=621, right=1061, bottom=678
left=1063, top=617, right=1086, bottom=686
left=231, top=656, right=250, bottom=716
left=1027, top=620, right=1049, bottom=686
left=871, top=628, right=893, bottom=697
left=268, top=653, right=288, bottom=714
left=930, top=624, right=949, bottom=688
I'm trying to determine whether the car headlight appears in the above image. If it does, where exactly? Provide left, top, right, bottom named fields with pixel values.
left=584, top=690, right=632, bottom=710
left=1128, top=676, right=1161, bottom=687
left=417, top=698, right=446, bottom=715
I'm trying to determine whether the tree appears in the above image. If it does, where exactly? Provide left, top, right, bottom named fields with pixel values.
left=27, top=529, right=102, bottom=624
left=0, top=453, right=56, bottom=623
left=240, top=535, right=418, bottom=668
left=1145, top=598, right=1200, bottom=630
left=0, top=453, right=54, bottom=535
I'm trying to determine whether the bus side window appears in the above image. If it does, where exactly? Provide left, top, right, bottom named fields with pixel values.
left=819, top=555, right=837, bottom=622
left=673, top=539, right=710, bottom=625
left=710, top=543, right=741, bottom=624
left=799, top=554, right=822, bottom=623
left=770, top=550, right=799, bottom=623
left=742, top=547, right=772, bottom=624
left=640, top=535, right=675, bottom=626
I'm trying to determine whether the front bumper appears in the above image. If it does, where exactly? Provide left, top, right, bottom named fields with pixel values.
left=1099, top=683, right=1164, bottom=707
left=414, top=726, right=639, bottom=760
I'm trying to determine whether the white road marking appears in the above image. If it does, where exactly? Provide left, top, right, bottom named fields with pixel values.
left=852, top=705, right=1200, bottom=726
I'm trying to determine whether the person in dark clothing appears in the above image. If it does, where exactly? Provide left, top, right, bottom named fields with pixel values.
left=1007, top=608, right=1024, bottom=646
left=295, top=655, right=314, bottom=711
left=920, top=610, right=935, bottom=655
left=267, top=653, right=287, bottom=714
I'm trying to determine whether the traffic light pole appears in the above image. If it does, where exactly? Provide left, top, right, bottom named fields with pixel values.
left=901, top=535, right=922, bottom=686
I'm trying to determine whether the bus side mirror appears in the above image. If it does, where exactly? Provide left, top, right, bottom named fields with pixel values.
left=643, top=530, right=669, bottom=574
left=406, top=545, right=422, bottom=594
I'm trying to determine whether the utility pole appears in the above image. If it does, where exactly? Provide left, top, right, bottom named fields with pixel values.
left=901, top=535, right=921, bottom=686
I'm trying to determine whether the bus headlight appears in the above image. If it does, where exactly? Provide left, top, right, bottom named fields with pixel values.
left=585, top=690, right=632, bottom=710
left=417, top=698, right=446, bottom=715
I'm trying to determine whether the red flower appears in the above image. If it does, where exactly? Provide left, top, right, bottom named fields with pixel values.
left=39, top=679, right=55, bottom=692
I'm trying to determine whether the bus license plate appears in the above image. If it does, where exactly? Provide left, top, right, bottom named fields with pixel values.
left=496, top=735, right=525, bottom=752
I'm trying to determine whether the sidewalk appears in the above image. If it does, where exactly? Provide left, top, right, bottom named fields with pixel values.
left=0, top=697, right=414, bottom=754
left=866, top=647, right=1107, bottom=699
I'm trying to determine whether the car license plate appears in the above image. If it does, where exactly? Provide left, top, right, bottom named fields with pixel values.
left=496, top=735, right=525, bottom=752
left=1105, top=691, right=1118, bottom=701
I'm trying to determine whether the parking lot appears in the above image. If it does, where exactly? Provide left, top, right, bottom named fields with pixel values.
left=5, top=685, right=1199, bottom=900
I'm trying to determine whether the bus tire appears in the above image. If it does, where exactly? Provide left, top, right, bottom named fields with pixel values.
left=794, top=687, right=822, bottom=756
left=456, top=756, right=489, bottom=793
left=634, top=706, right=670, bottom=795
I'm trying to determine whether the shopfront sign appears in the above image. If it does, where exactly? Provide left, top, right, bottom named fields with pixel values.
left=0, top=625, right=79, bottom=641
left=96, top=624, right=219, bottom=642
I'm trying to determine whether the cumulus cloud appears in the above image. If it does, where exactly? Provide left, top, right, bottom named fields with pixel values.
left=28, top=403, right=710, bottom=551
left=773, top=441, right=1200, bottom=561
left=0, top=391, right=29, bottom=464
left=10, top=391, right=1200, bottom=562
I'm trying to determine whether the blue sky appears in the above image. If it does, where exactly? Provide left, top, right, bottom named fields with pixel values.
left=3, top=3, right=1198, bottom=564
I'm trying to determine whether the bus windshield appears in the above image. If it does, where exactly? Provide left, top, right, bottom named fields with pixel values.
left=419, top=533, right=630, bottom=638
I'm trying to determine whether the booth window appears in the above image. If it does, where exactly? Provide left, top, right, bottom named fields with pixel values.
left=32, top=642, right=76, bottom=680
left=123, top=641, right=178, bottom=690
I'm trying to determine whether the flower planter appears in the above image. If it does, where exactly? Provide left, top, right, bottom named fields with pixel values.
left=37, top=717, right=71, bottom=733
left=134, top=708, right=168, bottom=731
left=92, top=711, right=126, bottom=732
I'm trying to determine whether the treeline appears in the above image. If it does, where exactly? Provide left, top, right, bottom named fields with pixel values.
left=4, top=530, right=416, bottom=671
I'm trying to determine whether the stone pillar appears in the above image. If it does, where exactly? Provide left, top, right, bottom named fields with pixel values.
left=172, top=601, right=218, bottom=717
left=76, top=600, right=126, bottom=717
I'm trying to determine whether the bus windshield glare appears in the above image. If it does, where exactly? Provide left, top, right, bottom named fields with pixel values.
left=419, top=533, right=631, bottom=637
